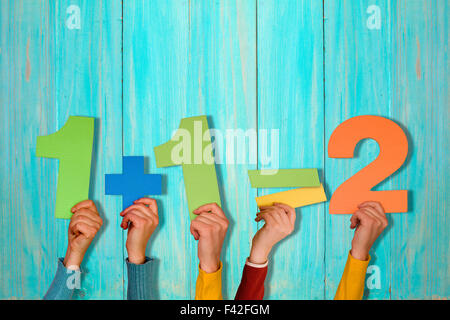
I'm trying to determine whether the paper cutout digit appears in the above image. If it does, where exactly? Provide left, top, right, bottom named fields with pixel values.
left=36, top=116, right=94, bottom=219
left=328, top=115, right=408, bottom=214
left=154, top=116, right=221, bottom=220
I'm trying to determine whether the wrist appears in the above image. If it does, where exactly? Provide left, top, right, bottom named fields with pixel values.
left=63, top=248, right=83, bottom=268
left=199, top=257, right=220, bottom=273
left=127, top=249, right=146, bottom=265
left=350, top=247, right=369, bottom=261
left=249, top=243, right=271, bottom=264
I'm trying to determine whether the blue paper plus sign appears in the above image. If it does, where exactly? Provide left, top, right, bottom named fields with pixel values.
left=105, top=156, right=162, bottom=210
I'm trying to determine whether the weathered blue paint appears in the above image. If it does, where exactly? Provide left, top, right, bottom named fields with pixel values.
left=258, top=0, right=325, bottom=299
left=0, top=0, right=448, bottom=299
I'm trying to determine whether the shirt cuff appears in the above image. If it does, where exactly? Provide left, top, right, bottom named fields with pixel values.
left=198, top=261, right=223, bottom=278
left=245, top=258, right=268, bottom=268
left=349, top=251, right=371, bottom=265
left=195, top=261, right=223, bottom=300
left=43, top=258, right=80, bottom=300
left=126, top=257, right=153, bottom=300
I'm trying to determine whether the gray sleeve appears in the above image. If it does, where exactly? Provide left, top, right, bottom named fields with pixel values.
left=126, top=257, right=152, bottom=300
left=43, top=258, right=80, bottom=300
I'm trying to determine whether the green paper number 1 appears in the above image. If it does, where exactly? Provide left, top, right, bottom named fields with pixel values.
left=154, top=116, right=221, bottom=220
left=36, top=116, right=95, bottom=219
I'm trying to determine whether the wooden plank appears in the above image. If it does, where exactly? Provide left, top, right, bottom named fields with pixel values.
left=123, top=0, right=257, bottom=299
left=0, top=0, right=123, bottom=300
left=187, top=0, right=257, bottom=299
left=0, top=0, right=59, bottom=299
left=123, top=0, right=192, bottom=299
left=258, top=0, right=325, bottom=299
left=324, top=0, right=392, bottom=300
left=1, top=0, right=448, bottom=300
left=51, top=0, right=124, bottom=299
left=390, top=0, right=449, bottom=299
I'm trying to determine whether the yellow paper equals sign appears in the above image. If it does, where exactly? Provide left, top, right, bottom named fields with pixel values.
left=255, top=184, right=327, bottom=208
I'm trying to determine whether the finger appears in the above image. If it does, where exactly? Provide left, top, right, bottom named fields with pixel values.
left=193, top=203, right=226, bottom=218
left=134, top=198, right=158, bottom=215
left=360, top=206, right=384, bottom=222
left=274, top=203, right=296, bottom=225
left=194, top=216, right=225, bottom=234
left=127, top=204, right=159, bottom=224
left=255, top=210, right=271, bottom=222
left=361, top=208, right=388, bottom=229
left=193, top=215, right=217, bottom=227
left=121, top=204, right=153, bottom=218
left=72, top=222, right=97, bottom=239
left=71, top=200, right=98, bottom=214
left=359, top=202, right=388, bottom=224
left=256, top=207, right=271, bottom=217
left=269, top=208, right=284, bottom=225
left=190, top=220, right=211, bottom=238
left=72, top=208, right=103, bottom=225
left=121, top=212, right=146, bottom=230
left=358, top=207, right=383, bottom=226
left=277, top=208, right=291, bottom=226
left=255, top=211, right=276, bottom=225
left=359, top=201, right=385, bottom=215
left=70, top=214, right=102, bottom=231
left=190, top=223, right=200, bottom=240
left=255, top=210, right=269, bottom=222
left=121, top=208, right=155, bottom=229
left=196, top=211, right=228, bottom=228
left=350, top=211, right=362, bottom=229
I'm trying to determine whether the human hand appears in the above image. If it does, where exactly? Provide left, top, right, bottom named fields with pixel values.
left=120, top=198, right=159, bottom=264
left=350, top=201, right=388, bottom=261
left=249, top=203, right=296, bottom=264
left=190, top=203, right=229, bottom=273
left=64, top=200, right=103, bottom=268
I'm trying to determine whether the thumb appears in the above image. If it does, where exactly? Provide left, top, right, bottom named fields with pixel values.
left=121, top=212, right=140, bottom=230
left=274, top=203, right=296, bottom=225
left=190, top=223, right=200, bottom=240
left=73, top=222, right=95, bottom=240
left=350, top=212, right=360, bottom=229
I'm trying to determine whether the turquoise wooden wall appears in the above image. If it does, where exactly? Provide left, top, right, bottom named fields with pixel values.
left=0, top=0, right=448, bottom=300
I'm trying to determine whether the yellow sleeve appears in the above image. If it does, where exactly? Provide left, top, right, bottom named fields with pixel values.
left=334, top=252, right=370, bottom=300
left=195, top=262, right=223, bottom=300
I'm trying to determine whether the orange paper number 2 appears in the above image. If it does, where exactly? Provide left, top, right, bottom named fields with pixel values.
left=328, top=115, right=408, bottom=214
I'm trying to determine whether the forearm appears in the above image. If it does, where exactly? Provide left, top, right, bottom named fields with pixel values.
left=334, top=252, right=370, bottom=300
left=126, top=257, right=153, bottom=300
left=43, top=258, right=79, bottom=300
left=235, top=259, right=268, bottom=300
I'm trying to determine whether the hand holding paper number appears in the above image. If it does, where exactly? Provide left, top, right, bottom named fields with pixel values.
left=190, top=203, right=229, bottom=273
left=350, top=201, right=388, bottom=261
left=249, top=203, right=296, bottom=264
left=64, top=200, right=103, bottom=268
left=120, top=197, right=159, bottom=264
